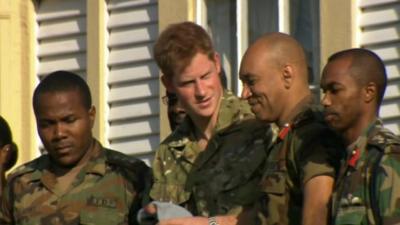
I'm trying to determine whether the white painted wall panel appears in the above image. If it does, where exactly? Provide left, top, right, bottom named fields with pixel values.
left=109, top=98, right=158, bottom=121
left=369, top=45, right=400, bottom=62
left=37, top=0, right=86, bottom=77
left=380, top=102, right=400, bottom=118
left=107, top=0, right=159, bottom=163
left=36, top=0, right=85, bottom=21
left=108, top=0, right=157, bottom=10
left=38, top=35, right=86, bottom=57
left=359, top=0, right=399, bottom=8
left=361, top=26, right=400, bottom=45
left=386, top=62, right=400, bottom=80
left=360, top=4, right=400, bottom=26
left=108, top=79, right=158, bottom=102
left=359, top=0, right=400, bottom=134
left=38, top=17, right=86, bottom=39
left=108, top=4, right=157, bottom=28
left=109, top=23, right=158, bottom=47
left=111, top=135, right=159, bottom=155
left=108, top=117, right=158, bottom=139
left=38, top=53, right=87, bottom=76
left=383, top=82, right=400, bottom=99
left=108, top=62, right=158, bottom=84
left=108, top=44, right=153, bottom=65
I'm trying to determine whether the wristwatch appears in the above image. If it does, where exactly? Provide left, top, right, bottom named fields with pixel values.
left=208, top=217, right=219, bottom=225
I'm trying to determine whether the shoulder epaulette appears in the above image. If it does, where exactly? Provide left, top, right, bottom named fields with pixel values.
left=219, top=118, right=269, bottom=138
left=105, top=149, right=149, bottom=174
left=7, top=155, right=48, bottom=182
left=291, top=108, right=322, bottom=129
left=369, top=127, right=400, bottom=154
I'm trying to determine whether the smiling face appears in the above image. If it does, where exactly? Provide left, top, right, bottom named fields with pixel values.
left=35, top=90, right=95, bottom=168
left=165, top=52, right=223, bottom=120
left=320, top=58, right=364, bottom=134
left=239, top=49, right=285, bottom=123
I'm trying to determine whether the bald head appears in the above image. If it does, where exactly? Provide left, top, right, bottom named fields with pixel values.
left=326, top=48, right=387, bottom=106
left=240, top=32, right=311, bottom=125
left=243, top=32, right=309, bottom=84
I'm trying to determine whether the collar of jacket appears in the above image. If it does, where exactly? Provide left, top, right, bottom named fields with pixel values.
left=166, top=90, right=251, bottom=149
left=23, top=139, right=107, bottom=183
left=276, top=95, right=320, bottom=142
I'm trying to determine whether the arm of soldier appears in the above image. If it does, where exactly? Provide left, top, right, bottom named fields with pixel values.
left=129, top=164, right=153, bottom=225
left=376, top=153, right=400, bottom=224
left=300, top=132, right=341, bottom=225
left=158, top=215, right=238, bottom=225
left=302, top=175, right=334, bottom=225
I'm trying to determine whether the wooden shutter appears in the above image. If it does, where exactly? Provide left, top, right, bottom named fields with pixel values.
left=37, top=0, right=87, bottom=79
left=359, top=0, right=400, bottom=134
left=107, top=0, right=159, bottom=164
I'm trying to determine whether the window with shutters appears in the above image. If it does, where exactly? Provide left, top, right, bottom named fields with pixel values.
left=197, top=0, right=320, bottom=95
left=358, top=0, right=400, bottom=134
left=36, top=0, right=87, bottom=79
left=106, top=0, right=159, bottom=164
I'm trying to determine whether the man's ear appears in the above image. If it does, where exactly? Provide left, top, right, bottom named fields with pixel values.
left=89, top=106, right=96, bottom=128
left=282, top=65, right=294, bottom=89
left=161, top=74, right=175, bottom=92
left=213, top=52, right=221, bottom=75
left=364, top=82, right=377, bottom=103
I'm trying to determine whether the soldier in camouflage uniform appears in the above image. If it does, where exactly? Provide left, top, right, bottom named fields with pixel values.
left=152, top=91, right=272, bottom=216
left=320, top=48, right=400, bottom=225
left=0, top=71, right=150, bottom=225
left=237, top=33, right=343, bottom=225
left=149, top=21, right=273, bottom=224
left=157, top=33, right=343, bottom=225
left=152, top=92, right=257, bottom=198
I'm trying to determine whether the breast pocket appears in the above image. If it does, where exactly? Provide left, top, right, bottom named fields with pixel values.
left=260, top=171, right=286, bottom=195
left=80, top=209, right=125, bottom=225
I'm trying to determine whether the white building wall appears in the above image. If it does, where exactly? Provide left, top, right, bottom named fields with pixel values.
left=359, top=0, right=400, bottom=134
left=107, top=0, right=159, bottom=164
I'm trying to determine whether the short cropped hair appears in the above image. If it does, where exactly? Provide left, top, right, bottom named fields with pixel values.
left=33, top=70, right=92, bottom=113
left=0, top=116, right=18, bottom=171
left=154, top=21, right=216, bottom=79
left=327, top=48, right=387, bottom=106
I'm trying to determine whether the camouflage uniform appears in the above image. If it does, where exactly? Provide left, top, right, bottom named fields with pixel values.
left=332, top=119, right=400, bottom=225
left=150, top=90, right=260, bottom=216
left=0, top=140, right=151, bottom=225
left=186, top=118, right=273, bottom=216
left=254, top=96, right=342, bottom=225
